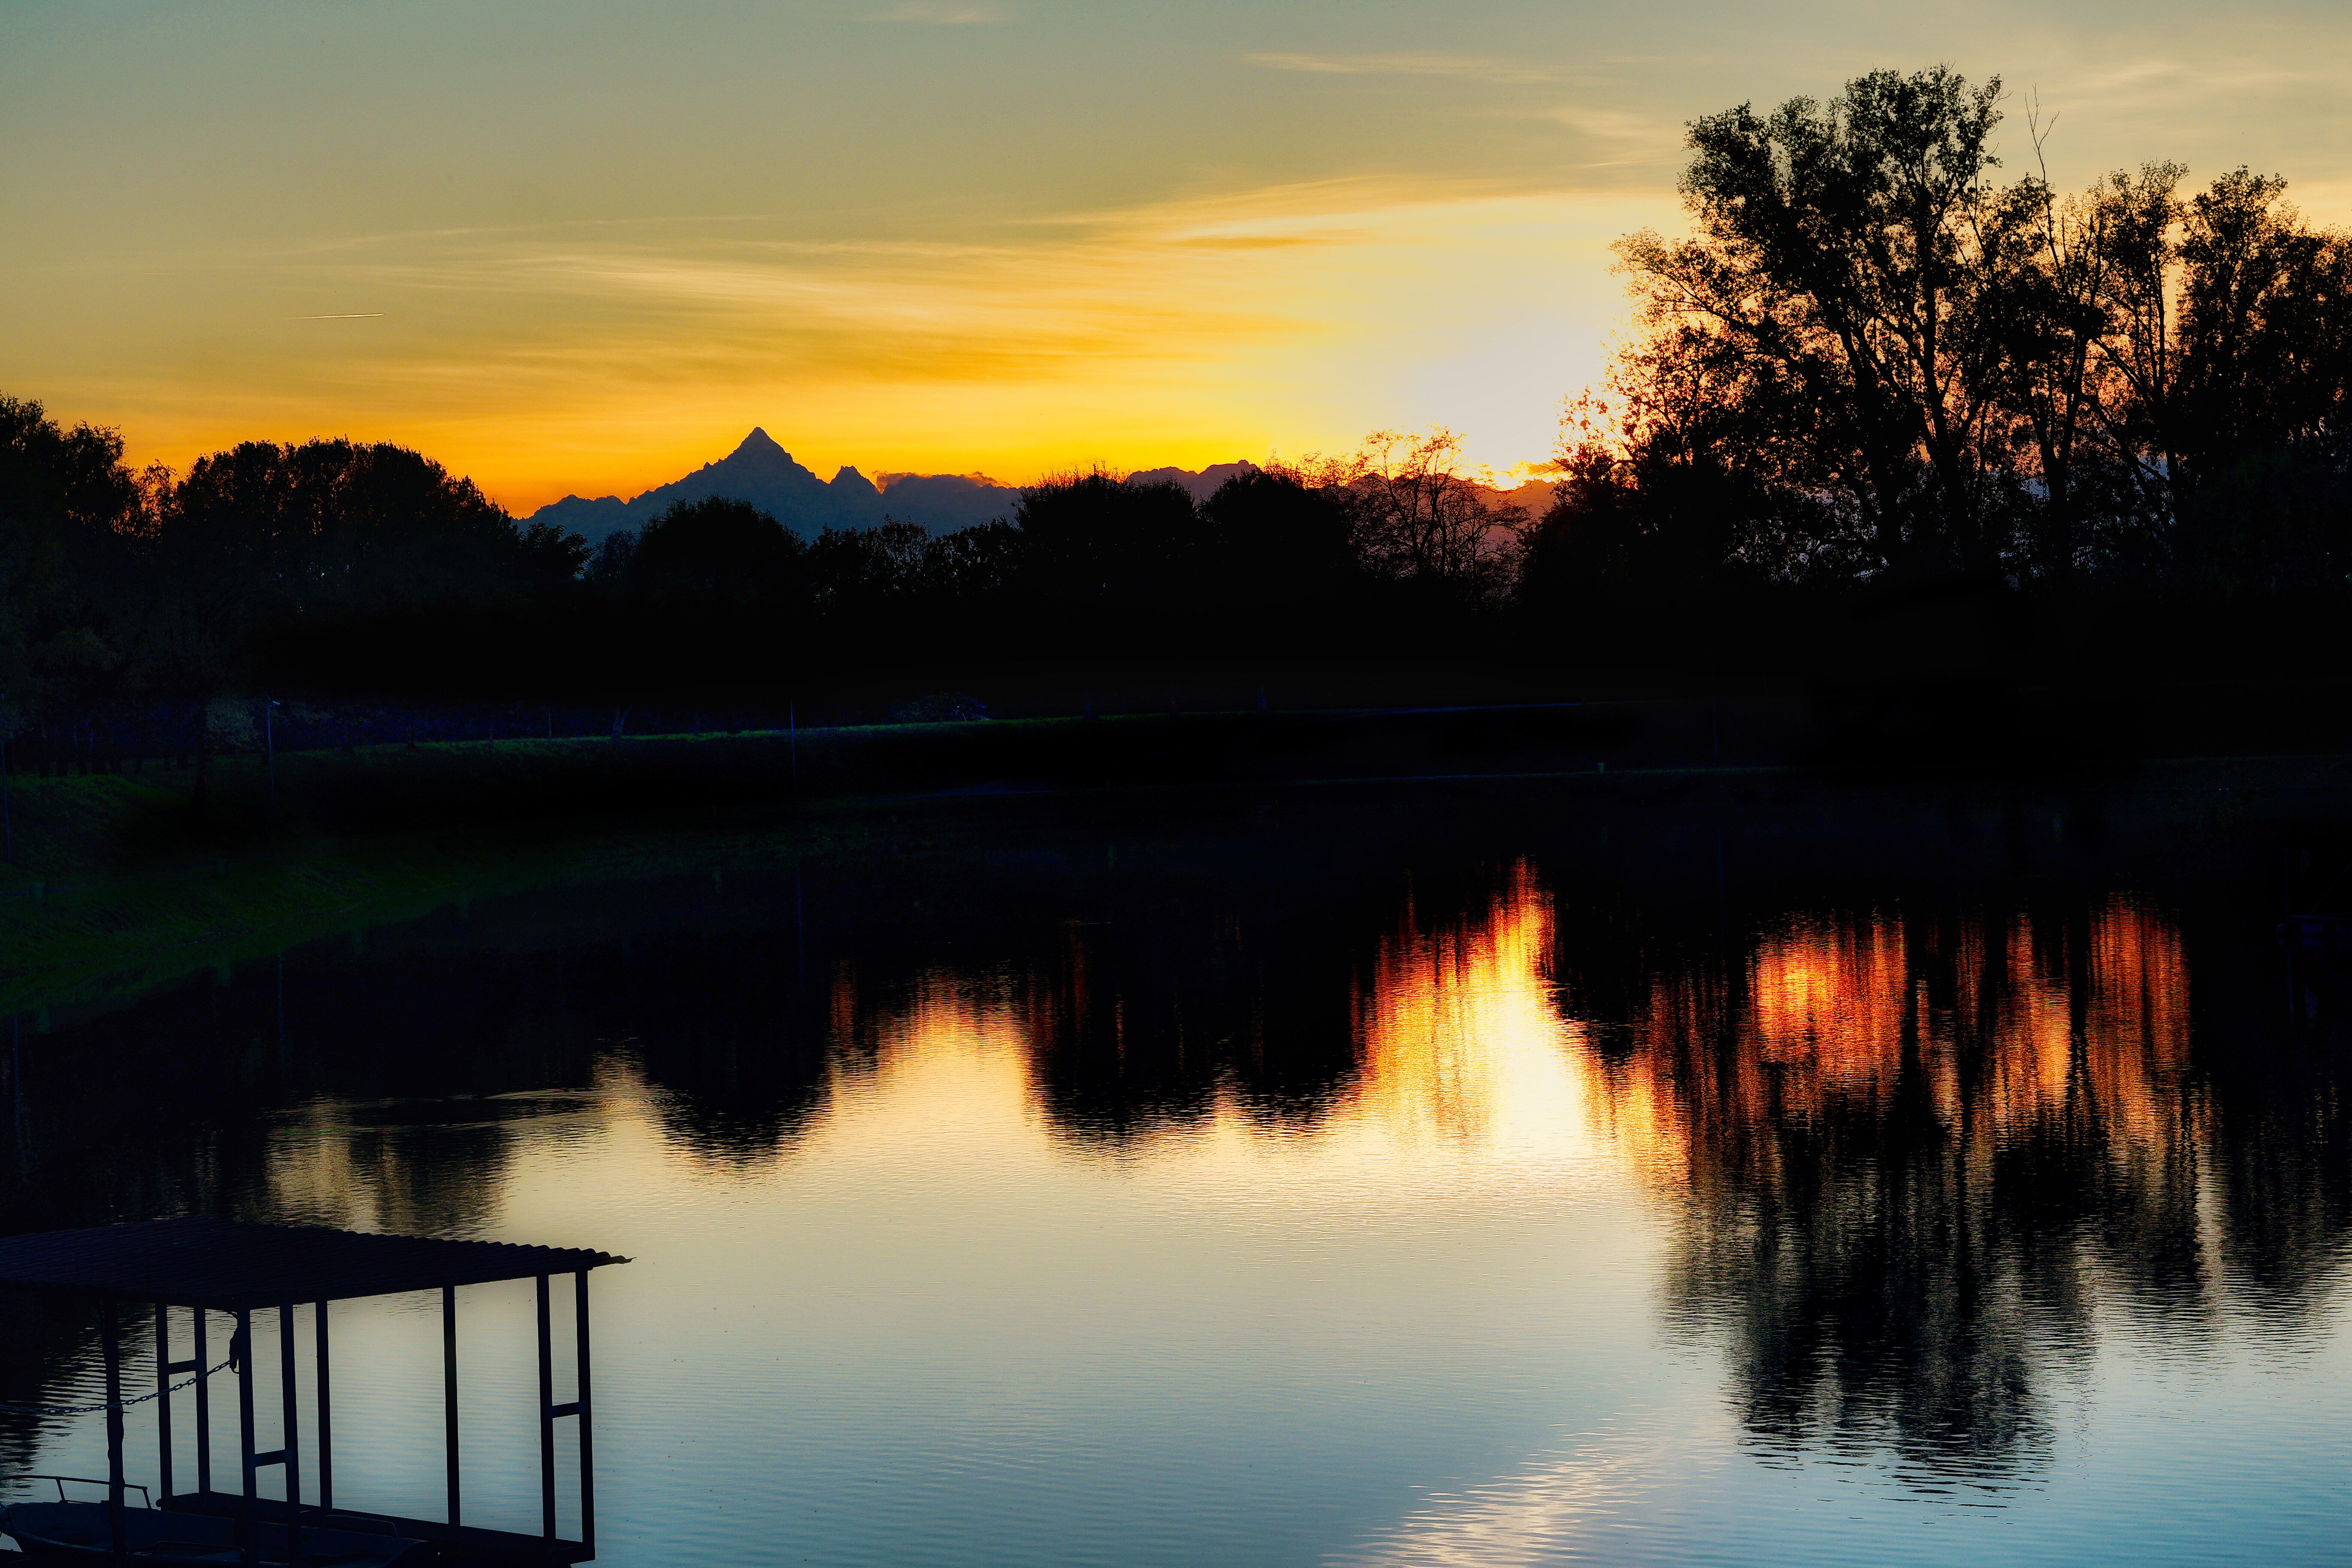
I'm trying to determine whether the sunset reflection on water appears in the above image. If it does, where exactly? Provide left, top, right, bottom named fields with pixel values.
left=772, top=869, right=2285, bottom=1527
left=797, top=867, right=1609, bottom=1199
left=795, top=870, right=2206, bottom=1228
left=1578, top=897, right=2194, bottom=1174
left=9, top=836, right=2349, bottom=1568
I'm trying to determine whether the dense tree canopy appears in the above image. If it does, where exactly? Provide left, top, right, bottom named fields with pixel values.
left=1583, top=67, right=2352, bottom=598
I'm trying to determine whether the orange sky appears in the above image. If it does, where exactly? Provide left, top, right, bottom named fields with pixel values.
left=6, top=1, right=2349, bottom=514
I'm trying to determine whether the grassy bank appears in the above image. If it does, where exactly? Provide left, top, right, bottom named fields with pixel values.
left=5, top=693, right=2350, bottom=1015
left=0, top=707, right=1666, bottom=1008
left=0, top=808, right=948, bottom=1016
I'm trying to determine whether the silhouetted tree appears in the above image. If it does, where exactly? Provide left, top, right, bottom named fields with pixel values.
left=1972, top=130, right=2156, bottom=579
left=1583, top=64, right=2351, bottom=625
left=157, top=438, right=590, bottom=720
left=1330, top=427, right=1525, bottom=603
left=0, top=398, right=153, bottom=769
left=807, top=519, right=934, bottom=608
left=2109, top=170, right=2352, bottom=591
left=1616, top=67, right=2011, bottom=579
left=611, top=495, right=803, bottom=608
left=1195, top=468, right=1356, bottom=610
left=915, top=518, right=1022, bottom=599
left=1014, top=468, right=1201, bottom=608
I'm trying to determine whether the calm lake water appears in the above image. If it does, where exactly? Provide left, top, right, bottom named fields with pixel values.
left=4, top=782, right=2349, bottom=1565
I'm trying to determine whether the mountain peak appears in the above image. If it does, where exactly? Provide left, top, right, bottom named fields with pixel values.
left=732, top=427, right=790, bottom=462
left=526, top=439, right=1018, bottom=542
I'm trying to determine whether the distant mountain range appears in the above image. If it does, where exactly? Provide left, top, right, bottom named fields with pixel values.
left=1126, top=461, right=1263, bottom=501
left=526, top=430, right=1269, bottom=543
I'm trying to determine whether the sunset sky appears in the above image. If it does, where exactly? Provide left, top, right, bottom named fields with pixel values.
left=6, top=0, right=2350, bottom=513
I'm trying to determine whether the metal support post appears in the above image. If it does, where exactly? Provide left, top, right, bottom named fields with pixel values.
left=156, top=1303, right=174, bottom=1503
left=279, top=1303, right=305, bottom=1568
left=236, top=1308, right=257, bottom=1568
left=576, top=1270, right=596, bottom=1555
left=442, top=1285, right=460, bottom=1527
left=102, top=1302, right=127, bottom=1564
left=537, top=1275, right=556, bottom=1544
left=195, top=1307, right=212, bottom=1495
left=315, top=1301, right=332, bottom=1512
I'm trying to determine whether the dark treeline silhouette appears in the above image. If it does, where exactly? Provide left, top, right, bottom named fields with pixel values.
left=5, top=65, right=2349, bottom=776
left=0, top=409, right=1522, bottom=773
left=1532, top=67, right=2352, bottom=629
left=0, top=413, right=592, bottom=774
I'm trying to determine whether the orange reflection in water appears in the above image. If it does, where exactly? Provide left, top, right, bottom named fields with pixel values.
left=818, top=969, right=1041, bottom=1155
left=1337, top=865, right=1632, bottom=1182
left=808, top=865, right=1616, bottom=1179
left=2088, top=902, right=2193, bottom=1100
left=1350, top=868, right=1560, bottom=1146
left=1749, top=913, right=1914, bottom=1084
left=780, top=876, right=2192, bottom=1206
left=1948, top=905, right=2192, bottom=1146
left=1596, top=896, right=2193, bottom=1196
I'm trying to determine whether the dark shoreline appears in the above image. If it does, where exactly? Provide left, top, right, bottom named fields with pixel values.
left=4, top=687, right=2349, bottom=1017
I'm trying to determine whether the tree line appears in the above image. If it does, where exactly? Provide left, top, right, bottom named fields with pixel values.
left=1538, top=66, right=2351, bottom=604
left=0, top=410, right=1531, bottom=769
left=3, top=64, right=2347, bottom=773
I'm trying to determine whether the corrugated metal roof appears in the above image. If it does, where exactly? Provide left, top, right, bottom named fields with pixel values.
left=0, top=1218, right=626, bottom=1308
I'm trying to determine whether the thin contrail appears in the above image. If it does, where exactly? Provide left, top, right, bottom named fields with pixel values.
left=290, top=312, right=385, bottom=319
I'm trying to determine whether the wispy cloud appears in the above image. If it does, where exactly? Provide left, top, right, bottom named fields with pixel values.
left=1532, top=106, right=1675, bottom=143
left=867, top=2, right=1005, bottom=22
left=1173, top=231, right=1365, bottom=251
left=58, top=176, right=1679, bottom=506
left=2064, top=54, right=2337, bottom=100
left=1244, top=52, right=1560, bottom=86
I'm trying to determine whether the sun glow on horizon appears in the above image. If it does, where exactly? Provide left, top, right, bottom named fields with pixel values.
left=21, top=182, right=1662, bottom=515
left=10, top=2, right=2352, bottom=516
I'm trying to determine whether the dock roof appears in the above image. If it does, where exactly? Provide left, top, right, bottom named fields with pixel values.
left=0, top=1218, right=625, bottom=1309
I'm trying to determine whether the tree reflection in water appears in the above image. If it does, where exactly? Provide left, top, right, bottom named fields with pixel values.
left=4, top=830, right=2349, bottom=1495
left=1566, top=890, right=2349, bottom=1482
left=820, top=867, right=1380, bottom=1146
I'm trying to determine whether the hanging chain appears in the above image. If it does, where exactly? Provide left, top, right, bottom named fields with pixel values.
left=0, top=1356, right=234, bottom=1418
